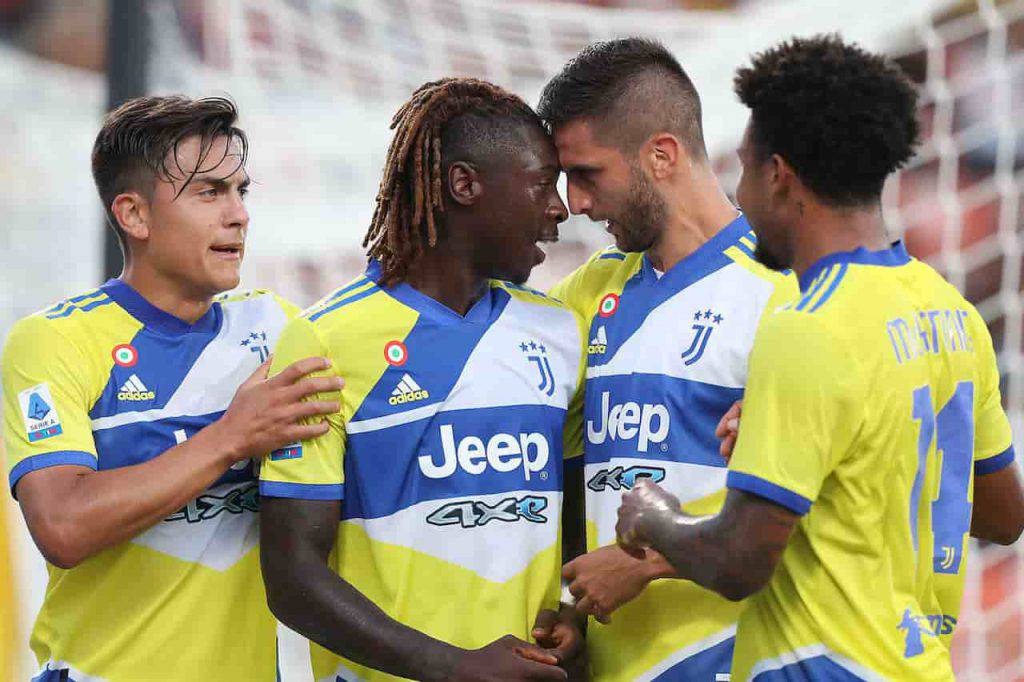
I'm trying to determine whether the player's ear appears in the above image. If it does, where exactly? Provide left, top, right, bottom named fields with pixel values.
left=111, top=192, right=151, bottom=242
left=643, top=133, right=682, bottom=180
left=448, top=161, right=482, bottom=207
left=768, top=154, right=796, bottom=199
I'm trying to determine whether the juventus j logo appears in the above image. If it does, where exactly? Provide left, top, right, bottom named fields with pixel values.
left=681, top=309, right=724, bottom=366
left=520, top=340, right=556, bottom=397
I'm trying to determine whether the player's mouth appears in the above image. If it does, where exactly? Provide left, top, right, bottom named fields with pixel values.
left=534, top=228, right=560, bottom=265
left=210, top=243, right=244, bottom=261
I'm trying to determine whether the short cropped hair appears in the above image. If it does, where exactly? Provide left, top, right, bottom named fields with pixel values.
left=538, top=37, right=707, bottom=158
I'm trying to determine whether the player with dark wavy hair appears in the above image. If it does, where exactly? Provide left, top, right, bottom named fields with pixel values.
left=3, top=95, right=338, bottom=680
left=617, top=34, right=1024, bottom=680
left=259, top=78, right=585, bottom=681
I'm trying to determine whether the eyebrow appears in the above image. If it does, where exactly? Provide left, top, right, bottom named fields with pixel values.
left=192, top=175, right=251, bottom=191
left=562, top=164, right=600, bottom=173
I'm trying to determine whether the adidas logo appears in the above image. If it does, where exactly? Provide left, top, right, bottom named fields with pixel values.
left=588, top=326, right=608, bottom=355
left=117, top=374, right=156, bottom=401
left=388, top=373, right=430, bottom=406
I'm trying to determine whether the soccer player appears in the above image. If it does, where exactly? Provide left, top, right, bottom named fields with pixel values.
left=615, top=35, right=1024, bottom=680
left=2, top=96, right=340, bottom=681
left=538, top=38, right=796, bottom=679
left=259, top=78, right=584, bottom=681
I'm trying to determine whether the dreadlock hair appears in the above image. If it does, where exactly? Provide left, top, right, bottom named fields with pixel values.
left=364, top=77, right=542, bottom=287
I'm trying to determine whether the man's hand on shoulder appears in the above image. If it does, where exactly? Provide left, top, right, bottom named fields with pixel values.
left=210, top=356, right=343, bottom=463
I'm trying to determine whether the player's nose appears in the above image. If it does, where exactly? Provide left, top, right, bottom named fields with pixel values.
left=224, top=192, right=249, bottom=229
left=547, top=193, right=569, bottom=223
left=566, top=181, right=592, bottom=217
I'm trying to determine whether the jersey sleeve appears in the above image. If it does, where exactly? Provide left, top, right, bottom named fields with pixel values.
left=726, top=312, right=865, bottom=515
left=259, top=317, right=345, bottom=500
left=967, top=309, right=1015, bottom=475
left=3, top=316, right=98, bottom=497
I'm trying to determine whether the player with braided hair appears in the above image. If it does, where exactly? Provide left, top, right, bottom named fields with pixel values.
left=259, top=77, right=585, bottom=681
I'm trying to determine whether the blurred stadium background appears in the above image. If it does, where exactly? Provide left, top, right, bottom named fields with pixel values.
left=2, top=0, right=1023, bottom=678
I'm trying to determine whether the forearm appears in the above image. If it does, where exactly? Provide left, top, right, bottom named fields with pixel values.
left=635, top=493, right=793, bottom=602
left=265, top=549, right=461, bottom=681
left=25, top=422, right=236, bottom=565
left=642, top=513, right=742, bottom=597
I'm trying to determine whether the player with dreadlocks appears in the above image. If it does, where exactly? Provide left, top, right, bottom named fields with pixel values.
left=259, top=77, right=586, bottom=681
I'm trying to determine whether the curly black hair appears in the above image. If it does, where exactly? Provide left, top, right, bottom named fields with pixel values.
left=734, top=34, right=920, bottom=206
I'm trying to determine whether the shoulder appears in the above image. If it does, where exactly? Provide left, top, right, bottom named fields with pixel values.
left=301, top=275, right=394, bottom=329
left=565, top=246, right=643, bottom=288
left=549, top=247, right=643, bottom=316
left=215, top=288, right=300, bottom=318
left=492, top=279, right=567, bottom=309
left=724, top=248, right=799, bottom=300
left=7, top=286, right=127, bottom=350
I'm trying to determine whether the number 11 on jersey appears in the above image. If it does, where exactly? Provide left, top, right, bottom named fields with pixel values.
left=910, top=382, right=975, bottom=575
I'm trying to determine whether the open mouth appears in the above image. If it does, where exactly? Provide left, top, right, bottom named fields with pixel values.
left=210, top=244, right=243, bottom=259
left=534, top=230, right=559, bottom=264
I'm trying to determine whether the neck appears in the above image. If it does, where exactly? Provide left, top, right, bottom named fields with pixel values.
left=401, top=248, right=488, bottom=317
left=121, top=259, right=214, bottom=324
left=647, top=164, right=740, bottom=272
left=790, top=202, right=890, bottom=281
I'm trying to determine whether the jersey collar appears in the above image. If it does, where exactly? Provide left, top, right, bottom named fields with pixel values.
left=798, top=241, right=911, bottom=292
left=365, top=260, right=496, bottom=325
left=639, top=212, right=750, bottom=288
left=100, top=278, right=223, bottom=336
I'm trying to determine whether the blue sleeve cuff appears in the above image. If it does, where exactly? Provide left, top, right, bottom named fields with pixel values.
left=9, top=450, right=97, bottom=499
left=727, top=470, right=812, bottom=516
left=259, top=480, right=344, bottom=501
left=975, top=445, right=1015, bottom=476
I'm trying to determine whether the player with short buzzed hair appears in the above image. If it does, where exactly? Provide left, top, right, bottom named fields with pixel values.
left=539, top=37, right=796, bottom=681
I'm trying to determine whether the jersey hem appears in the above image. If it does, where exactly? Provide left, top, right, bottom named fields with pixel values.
left=259, top=480, right=344, bottom=500
left=9, top=450, right=97, bottom=498
left=975, top=445, right=1015, bottom=476
left=726, top=470, right=812, bottom=516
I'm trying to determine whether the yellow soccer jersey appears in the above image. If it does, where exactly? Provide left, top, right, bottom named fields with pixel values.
left=261, top=261, right=586, bottom=682
left=2, top=280, right=298, bottom=681
left=551, top=215, right=797, bottom=681
left=728, top=241, right=1012, bottom=681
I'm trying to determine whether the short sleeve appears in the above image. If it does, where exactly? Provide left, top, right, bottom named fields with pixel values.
left=968, top=310, right=1014, bottom=475
left=3, top=317, right=98, bottom=497
left=727, top=312, right=864, bottom=515
left=259, top=317, right=345, bottom=500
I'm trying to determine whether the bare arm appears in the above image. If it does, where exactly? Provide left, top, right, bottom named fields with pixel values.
left=617, top=481, right=798, bottom=602
left=16, top=358, right=340, bottom=568
left=260, top=497, right=566, bottom=682
left=972, top=463, right=1024, bottom=545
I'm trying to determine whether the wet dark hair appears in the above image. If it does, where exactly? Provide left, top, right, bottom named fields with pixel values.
left=91, top=95, right=248, bottom=254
